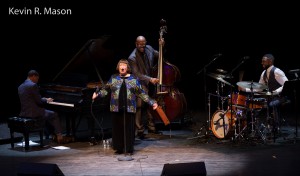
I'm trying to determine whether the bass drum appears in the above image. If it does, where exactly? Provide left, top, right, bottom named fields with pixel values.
left=211, top=110, right=236, bottom=139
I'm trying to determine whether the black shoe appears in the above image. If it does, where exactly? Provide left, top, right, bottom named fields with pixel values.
left=115, top=150, right=123, bottom=154
left=137, top=133, right=145, bottom=140
left=126, top=150, right=133, bottom=155
left=148, top=130, right=162, bottom=135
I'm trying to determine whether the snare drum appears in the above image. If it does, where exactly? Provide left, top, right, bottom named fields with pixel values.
left=247, top=98, right=267, bottom=109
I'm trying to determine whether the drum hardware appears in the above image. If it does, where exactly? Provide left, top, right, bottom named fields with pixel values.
left=211, top=109, right=240, bottom=139
left=281, top=79, right=299, bottom=141
left=195, top=55, right=224, bottom=142
left=216, top=69, right=228, bottom=74
left=233, top=109, right=248, bottom=140
left=265, top=91, right=283, bottom=143
left=215, top=80, right=227, bottom=110
left=225, top=56, right=250, bottom=133
left=208, top=93, right=228, bottom=124
left=197, top=54, right=223, bottom=123
left=190, top=93, right=229, bottom=141
left=247, top=84, right=268, bottom=143
left=187, top=124, right=208, bottom=140
left=211, top=110, right=228, bottom=139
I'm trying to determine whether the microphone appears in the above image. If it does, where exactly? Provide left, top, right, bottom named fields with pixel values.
left=288, top=69, right=300, bottom=74
left=214, top=53, right=222, bottom=57
left=243, top=56, right=250, bottom=60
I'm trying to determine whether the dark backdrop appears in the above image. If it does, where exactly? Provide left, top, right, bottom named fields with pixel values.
left=3, top=1, right=299, bottom=120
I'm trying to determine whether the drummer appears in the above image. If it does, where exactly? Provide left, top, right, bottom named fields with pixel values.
left=238, top=54, right=289, bottom=126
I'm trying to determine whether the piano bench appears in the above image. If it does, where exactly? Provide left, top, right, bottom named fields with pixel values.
left=7, top=117, right=44, bottom=151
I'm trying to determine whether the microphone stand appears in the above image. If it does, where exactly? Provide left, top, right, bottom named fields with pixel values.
left=196, top=54, right=222, bottom=133
left=118, top=78, right=134, bottom=161
left=197, top=54, right=222, bottom=110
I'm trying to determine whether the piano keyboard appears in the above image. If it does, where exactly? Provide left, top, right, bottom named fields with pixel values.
left=48, top=101, right=74, bottom=107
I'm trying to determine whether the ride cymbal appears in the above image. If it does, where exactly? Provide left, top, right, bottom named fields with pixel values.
left=216, top=69, right=228, bottom=74
left=236, top=81, right=268, bottom=90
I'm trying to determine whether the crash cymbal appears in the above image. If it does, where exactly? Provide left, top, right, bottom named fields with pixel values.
left=207, top=73, right=233, bottom=86
left=236, top=81, right=268, bottom=90
left=207, top=72, right=233, bottom=79
left=216, top=69, right=228, bottom=74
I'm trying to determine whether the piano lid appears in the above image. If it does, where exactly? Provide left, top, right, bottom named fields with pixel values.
left=49, top=35, right=119, bottom=88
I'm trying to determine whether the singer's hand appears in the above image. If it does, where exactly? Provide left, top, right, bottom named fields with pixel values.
left=153, top=103, right=158, bottom=110
left=92, top=92, right=98, bottom=100
left=150, top=78, right=159, bottom=85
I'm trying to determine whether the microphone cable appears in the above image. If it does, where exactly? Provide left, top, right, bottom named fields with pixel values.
left=89, top=88, right=105, bottom=146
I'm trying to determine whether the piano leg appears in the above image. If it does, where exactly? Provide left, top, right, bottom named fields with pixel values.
left=64, top=112, right=78, bottom=138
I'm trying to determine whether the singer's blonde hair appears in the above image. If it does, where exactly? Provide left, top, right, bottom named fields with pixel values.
left=116, top=59, right=131, bottom=73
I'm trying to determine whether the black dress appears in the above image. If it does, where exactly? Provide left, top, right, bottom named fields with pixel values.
left=111, top=77, right=135, bottom=153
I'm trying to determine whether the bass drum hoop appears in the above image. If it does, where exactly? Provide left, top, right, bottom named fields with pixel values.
left=211, top=110, right=234, bottom=139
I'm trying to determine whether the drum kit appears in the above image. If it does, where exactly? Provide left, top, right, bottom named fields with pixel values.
left=206, top=70, right=277, bottom=143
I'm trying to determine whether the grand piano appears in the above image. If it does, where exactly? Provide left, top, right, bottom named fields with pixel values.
left=40, top=35, right=119, bottom=139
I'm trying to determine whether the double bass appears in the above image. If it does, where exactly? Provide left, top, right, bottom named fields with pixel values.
left=151, top=19, right=187, bottom=124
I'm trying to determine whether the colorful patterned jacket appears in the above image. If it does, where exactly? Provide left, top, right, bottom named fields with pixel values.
left=97, top=74, right=156, bottom=113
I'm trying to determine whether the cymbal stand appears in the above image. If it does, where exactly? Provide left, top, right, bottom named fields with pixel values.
left=216, top=81, right=226, bottom=110
left=266, top=91, right=280, bottom=143
left=234, top=109, right=248, bottom=141
left=249, top=84, right=267, bottom=143
left=197, top=54, right=223, bottom=114
left=189, top=92, right=229, bottom=141
left=216, top=81, right=221, bottom=110
left=188, top=93, right=213, bottom=140
left=226, top=56, right=249, bottom=141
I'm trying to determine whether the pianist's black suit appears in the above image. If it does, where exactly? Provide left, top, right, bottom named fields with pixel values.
left=18, top=79, right=63, bottom=135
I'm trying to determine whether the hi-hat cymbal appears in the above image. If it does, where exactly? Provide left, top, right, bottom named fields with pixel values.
left=254, top=91, right=279, bottom=96
left=236, top=81, right=268, bottom=90
left=207, top=73, right=233, bottom=86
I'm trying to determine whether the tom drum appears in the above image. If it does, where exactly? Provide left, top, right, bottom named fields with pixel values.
left=228, top=92, right=247, bottom=109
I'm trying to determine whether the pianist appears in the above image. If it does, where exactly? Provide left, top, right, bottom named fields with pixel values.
left=18, top=70, right=72, bottom=144
left=92, top=59, right=158, bottom=155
